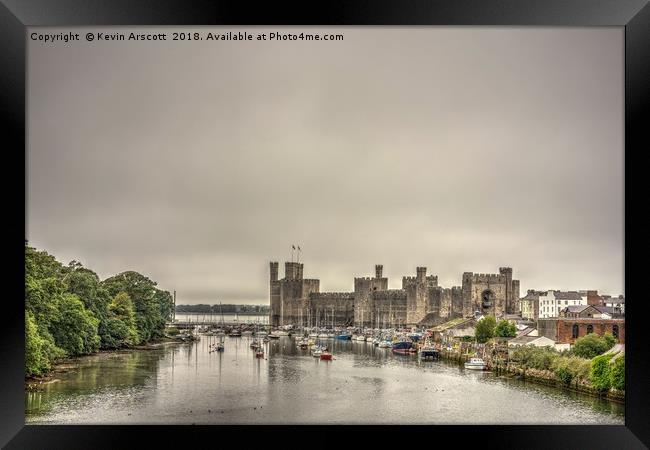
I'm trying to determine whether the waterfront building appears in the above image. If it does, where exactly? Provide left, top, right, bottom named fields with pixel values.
left=269, top=261, right=520, bottom=328
left=507, top=335, right=556, bottom=348
left=537, top=317, right=625, bottom=344
left=538, top=291, right=586, bottom=319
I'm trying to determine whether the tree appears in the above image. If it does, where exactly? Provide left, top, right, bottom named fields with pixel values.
left=572, top=333, right=616, bottom=359
left=104, top=292, right=139, bottom=347
left=50, top=293, right=101, bottom=356
left=610, top=355, right=625, bottom=391
left=590, top=354, right=614, bottom=392
left=475, top=316, right=497, bottom=343
left=494, top=319, right=517, bottom=338
left=25, top=311, right=49, bottom=376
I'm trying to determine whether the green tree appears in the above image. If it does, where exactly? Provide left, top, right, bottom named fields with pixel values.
left=572, top=333, right=616, bottom=359
left=590, top=354, right=614, bottom=392
left=475, top=316, right=497, bottom=343
left=102, top=272, right=172, bottom=344
left=50, top=293, right=100, bottom=356
left=610, top=355, right=625, bottom=391
left=494, top=319, right=517, bottom=338
left=104, top=292, right=139, bottom=347
left=25, top=311, right=49, bottom=376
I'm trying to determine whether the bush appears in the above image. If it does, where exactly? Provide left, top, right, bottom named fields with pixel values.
left=572, top=333, right=616, bottom=359
left=166, top=327, right=180, bottom=336
left=590, top=354, right=614, bottom=392
left=555, top=366, right=573, bottom=386
left=475, top=316, right=496, bottom=343
left=494, top=319, right=517, bottom=338
left=510, top=345, right=560, bottom=371
left=610, top=355, right=625, bottom=391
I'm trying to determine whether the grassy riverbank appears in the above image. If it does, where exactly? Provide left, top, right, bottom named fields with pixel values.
left=436, top=344, right=625, bottom=403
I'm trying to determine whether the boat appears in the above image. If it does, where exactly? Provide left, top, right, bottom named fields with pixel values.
left=312, top=346, right=323, bottom=357
left=335, top=333, right=352, bottom=340
left=275, top=330, right=290, bottom=336
left=320, top=350, right=333, bottom=361
left=308, top=332, right=319, bottom=339
left=419, top=345, right=439, bottom=360
left=391, top=340, right=414, bottom=354
left=378, top=340, right=392, bottom=348
left=214, top=342, right=224, bottom=352
left=268, top=333, right=280, bottom=339
left=242, top=330, right=253, bottom=336
left=255, top=348, right=265, bottom=358
left=229, top=329, right=242, bottom=337
left=318, top=333, right=330, bottom=339
left=250, top=340, right=260, bottom=349
left=464, top=357, right=487, bottom=370
left=353, top=334, right=366, bottom=342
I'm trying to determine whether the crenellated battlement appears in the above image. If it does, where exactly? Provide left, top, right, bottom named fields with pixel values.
left=310, top=292, right=355, bottom=300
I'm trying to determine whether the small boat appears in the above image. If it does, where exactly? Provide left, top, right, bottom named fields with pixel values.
left=353, top=335, right=366, bottom=342
left=255, top=349, right=265, bottom=358
left=391, top=340, right=413, bottom=354
left=250, top=340, right=260, bottom=349
left=242, top=330, right=253, bottom=336
left=318, top=333, right=330, bottom=339
left=275, top=330, right=290, bottom=336
left=378, top=340, right=392, bottom=348
left=312, top=346, right=323, bottom=357
left=464, top=357, right=487, bottom=370
left=230, top=329, right=242, bottom=337
left=419, top=346, right=439, bottom=360
left=308, top=332, right=319, bottom=339
left=335, top=333, right=352, bottom=340
left=320, top=350, right=333, bottom=361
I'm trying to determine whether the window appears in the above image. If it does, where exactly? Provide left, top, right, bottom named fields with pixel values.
left=572, top=323, right=579, bottom=339
left=612, top=325, right=619, bottom=339
left=587, top=324, right=593, bottom=334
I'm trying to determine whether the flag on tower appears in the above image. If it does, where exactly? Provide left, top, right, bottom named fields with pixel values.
left=297, top=246, right=301, bottom=251
left=292, top=245, right=296, bottom=250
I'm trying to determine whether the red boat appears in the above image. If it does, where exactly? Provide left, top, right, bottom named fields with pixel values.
left=255, top=350, right=264, bottom=358
left=320, top=351, right=333, bottom=361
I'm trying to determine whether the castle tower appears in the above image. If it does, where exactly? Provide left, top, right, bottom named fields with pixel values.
left=499, top=267, right=513, bottom=313
left=375, top=264, right=383, bottom=279
left=416, top=267, right=426, bottom=284
left=284, top=262, right=303, bottom=280
left=270, top=261, right=279, bottom=282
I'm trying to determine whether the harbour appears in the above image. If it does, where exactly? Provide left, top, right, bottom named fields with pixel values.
left=26, top=333, right=624, bottom=425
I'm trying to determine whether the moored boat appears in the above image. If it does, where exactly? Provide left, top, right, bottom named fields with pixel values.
left=464, top=357, right=486, bottom=370
left=391, top=340, right=413, bottom=354
left=320, top=350, right=333, bottom=361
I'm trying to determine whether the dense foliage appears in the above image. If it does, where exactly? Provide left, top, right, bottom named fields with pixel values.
left=494, top=319, right=517, bottom=338
left=570, top=333, right=616, bottom=359
left=25, top=244, right=173, bottom=377
left=609, top=355, right=625, bottom=391
left=509, top=344, right=624, bottom=393
left=474, top=316, right=497, bottom=343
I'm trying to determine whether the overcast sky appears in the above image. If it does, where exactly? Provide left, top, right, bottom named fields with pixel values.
left=27, top=27, right=623, bottom=304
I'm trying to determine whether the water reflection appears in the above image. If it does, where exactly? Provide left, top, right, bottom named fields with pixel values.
left=26, top=336, right=624, bottom=424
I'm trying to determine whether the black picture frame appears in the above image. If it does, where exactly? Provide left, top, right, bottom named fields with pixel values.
left=2, top=0, right=648, bottom=448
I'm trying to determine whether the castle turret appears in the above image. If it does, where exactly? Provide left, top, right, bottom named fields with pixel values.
left=416, top=267, right=426, bottom=283
left=270, top=261, right=278, bottom=282
left=375, top=264, right=383, bottom=279
left=284, top=262, right=303, bottom=280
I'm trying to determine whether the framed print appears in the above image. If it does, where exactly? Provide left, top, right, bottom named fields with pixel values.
left=1, top=0, right=649, bottom=447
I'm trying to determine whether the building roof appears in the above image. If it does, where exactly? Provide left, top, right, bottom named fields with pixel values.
left=508, top=335, right=555, bottom=346
left=563, top=305, right=591, bottom=313
left=553, top=291, right=584, bottom=300
left=516, top=327, right=536, bottom=337
left=429, top=317, right=475, bottom=332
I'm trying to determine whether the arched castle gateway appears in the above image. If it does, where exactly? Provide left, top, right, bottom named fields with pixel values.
left=269, top=262, right=520, bottom=328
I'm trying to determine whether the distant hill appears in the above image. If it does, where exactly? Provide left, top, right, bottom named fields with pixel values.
left=175, top=304, right=269, bottom=314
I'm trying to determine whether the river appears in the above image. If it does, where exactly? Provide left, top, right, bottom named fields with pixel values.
left=25, top=336, right=624, bottom=424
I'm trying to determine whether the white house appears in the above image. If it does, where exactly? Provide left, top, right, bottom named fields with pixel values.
left=538, top=290, right=587, bottom=319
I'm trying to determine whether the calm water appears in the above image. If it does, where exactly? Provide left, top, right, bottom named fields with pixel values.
left=26, top=336, right=624, bottom=424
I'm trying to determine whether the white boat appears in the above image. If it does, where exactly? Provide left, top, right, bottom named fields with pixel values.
left=312, top=346, right=323, bottom=357
left=318, top=333, right=330, bottom=338
left=378, top=340, right=392, bottom=348
left=275, top=330, right=290, bottom=336
left=308, top=333, right=319, bottom=339
left=268, top=331, right=281, bottom=339
left=464, top=357, right=486, bottom=370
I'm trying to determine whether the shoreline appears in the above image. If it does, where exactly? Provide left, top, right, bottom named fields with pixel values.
left=437, top=349, right=624, bottom=404
left=25, top=338, right=185, bottom=391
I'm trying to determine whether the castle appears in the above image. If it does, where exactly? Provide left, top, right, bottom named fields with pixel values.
left=269, top=262, right=520, bottom=328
